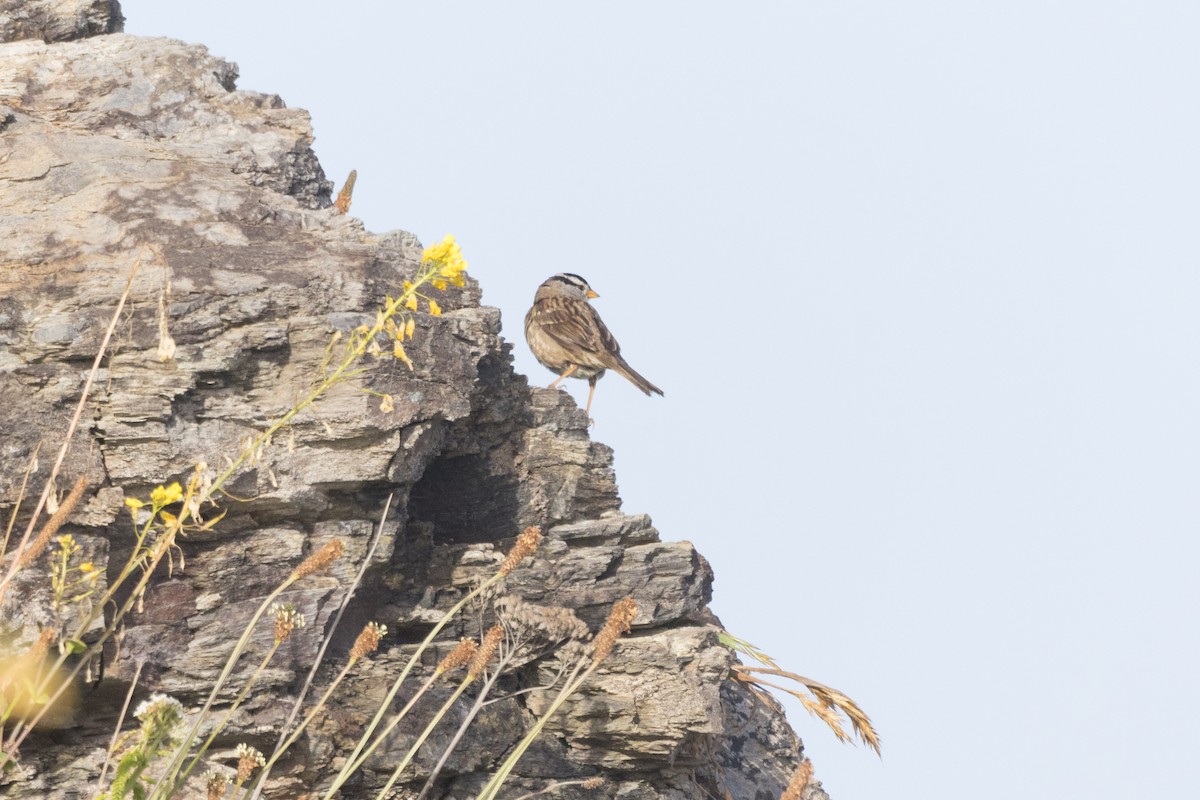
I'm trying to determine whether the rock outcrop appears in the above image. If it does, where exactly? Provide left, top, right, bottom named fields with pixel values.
left=0, top=4, right=821, bottom=798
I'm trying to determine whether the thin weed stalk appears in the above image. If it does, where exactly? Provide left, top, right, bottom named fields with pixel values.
left=373, top=626, right=501, bottom=800
left=244, top=617, right=389, bottom=798
left=96, top=660, right=144, bottom=793
left=373, top=674, right=474, bottom=800
left=327, top=526, right=539, bottom=798
left=175, top=636, right=284, bottom=791
left=414, top=641, right=521, bottom=800
left=475, top=598, right=636, bottom=800
left=247, top=493, right=394, bottom=800
left=474, top=661, right=588, bottom=800
left=322, top=574, right=499, bottom=798
left=149, top=545, right=340, bottom=799
left=0, top=250, right=144, bottom=607
left=1, top=477, right=192, bottom=762
left=733, top=666, right=880, bottom=755
left=0, top=442, right=40, bottom=564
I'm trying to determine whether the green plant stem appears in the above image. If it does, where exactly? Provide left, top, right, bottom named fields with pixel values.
left=3, top=256, right=451, bottom=773
left=0, top=251, right=143, bottom=609
left=1, top=513, right=180, bottom=764
left=374, top=675, right=474, bottom=800
left=174, top=640, right=282, bottom=793
left=96, top=660, right=145, bottom=794
left=248, top=492, right=393, bottom=800
left=321, top=669, right=440, bottom=799
left=415, top=650, right=512, bottom=800
left=243, top=657, right=355, bottom=798
left=323, top=571, right=503, bottom=798
left=475, top=662, right=590, bottom=800
left=147, top=578, right=297, bottom=800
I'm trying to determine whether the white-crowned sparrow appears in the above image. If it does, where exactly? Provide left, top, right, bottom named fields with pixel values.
left=524, top=273, right=663, bottom=417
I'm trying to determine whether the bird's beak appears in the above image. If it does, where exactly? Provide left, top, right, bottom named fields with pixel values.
left=586, top=290, right=600, bottom=299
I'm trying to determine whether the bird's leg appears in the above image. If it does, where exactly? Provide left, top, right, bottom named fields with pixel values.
left=584, top=376, right=597, bottom=425
left=548, top=364, right=578, bottom=389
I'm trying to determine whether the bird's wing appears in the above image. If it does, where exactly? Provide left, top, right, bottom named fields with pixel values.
left=535, top=296, right=621, bottom=366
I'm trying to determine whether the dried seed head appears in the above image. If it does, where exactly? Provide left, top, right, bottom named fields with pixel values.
left=333, top=169, right=357, bottom=215
left=234, top=743, right=265, bottom=783
left=17, top=476, right=88, bottom=568
left=271, top=602, right=305, bottom=643
left=498, top=526, right=542, bottom=576
left=467, top=625, right=505, bottom=679
left=780, top=758, right=814, bottom=800
left=28, top=627, right=56, bottom=661
left=204, top=770, right=229, bottom=800
left=437, top=637, right=478, bottom=674
left=591, top=597, right=637, bottom=667
left=349, top=622, right=388, bottom=662
left=582, top=776, right=605, bottom=790
left=291, top=539, right=344, bottom=580
left=494, top=595, right=589, bottom=644
left=556, top=638, right=591, bottom=668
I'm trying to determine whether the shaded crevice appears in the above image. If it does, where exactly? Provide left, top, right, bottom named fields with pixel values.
left=407, top=453, right=519, bottom=545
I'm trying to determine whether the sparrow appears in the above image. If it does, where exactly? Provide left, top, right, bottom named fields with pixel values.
left=524, top=273, right=663, bottom=418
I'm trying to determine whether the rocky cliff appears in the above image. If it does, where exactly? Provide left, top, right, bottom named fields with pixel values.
left=0, top=4, right=820, bottom=798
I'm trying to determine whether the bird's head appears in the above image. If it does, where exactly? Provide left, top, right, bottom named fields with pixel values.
left=542, top=272, right=599, bottom=301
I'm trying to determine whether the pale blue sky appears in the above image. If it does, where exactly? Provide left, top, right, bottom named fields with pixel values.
left=122, top=3, right=1200, bottom=797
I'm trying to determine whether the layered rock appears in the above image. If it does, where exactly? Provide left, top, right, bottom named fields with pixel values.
left=0, top=5, right=821, bottom=798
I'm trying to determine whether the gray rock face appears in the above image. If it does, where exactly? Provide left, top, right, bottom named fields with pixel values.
left=0, top=9, right=822, bottom=800
left=0, top=0, right=123, bottom=43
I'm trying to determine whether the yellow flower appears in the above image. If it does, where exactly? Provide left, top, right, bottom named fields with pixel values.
left=432, top=279, right=447, bottom=291
left=125, top=497, right=145, bottom=510
left=404, top=318, right=415, bottom=339
left=421, top=234, right=459, bottom=263
left=79, top=562, right=96, bottom=573
left=393, top=340, right=414, bottom=370
left=428, top=299, right=442, bottom=317
left=405, top=295, right=418, bottom=311
left=151, top=482, right=184, bottom=508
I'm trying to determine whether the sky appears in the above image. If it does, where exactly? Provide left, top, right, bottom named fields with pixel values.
left=121, top=3, right=1200, bottom=798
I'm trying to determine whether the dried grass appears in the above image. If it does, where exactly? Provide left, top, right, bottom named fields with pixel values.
left=733, top=665, right=880, bottom=755
left=333, top=169, right=357, bottom=215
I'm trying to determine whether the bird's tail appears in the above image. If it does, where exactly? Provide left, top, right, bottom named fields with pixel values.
left=612, top=356, right=664, bottom=397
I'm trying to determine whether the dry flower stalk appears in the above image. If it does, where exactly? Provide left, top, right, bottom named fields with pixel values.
left=468, top=626, right=505, bottom=679
left=734, top=665, right=881, bottom=755
left=291, top=539, right=344, bottom=580
left=29, top=626, right=56, bottom=661
left=333, top=169, right=357, bottom=215
left=591, top=597, right=637, bottom=666
left=498, top=526, right=542, bottom=576
left=205, top=770, right=229, bottom=800
left=271, top=603, right=304, bottom=644
left=582, top=776, right=605, bottom=790
left=437, top=637, right=478, bottom=674
left=235, top=743, right=265, bottom=783
left=780, top=758, right=813, bottom=800
left=349, top=622, right=388, bottom=662
left=16, top=476, right=88, bottom=568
